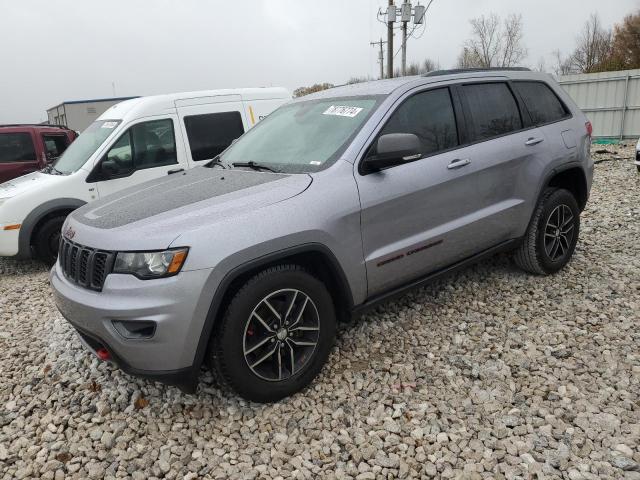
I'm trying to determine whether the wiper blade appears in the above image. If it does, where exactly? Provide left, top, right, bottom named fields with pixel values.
left=231, top=161, right=278, bottom=173
left=41, top=164, right=64, bottom=175
left=204, top=155, right=227, bottom=169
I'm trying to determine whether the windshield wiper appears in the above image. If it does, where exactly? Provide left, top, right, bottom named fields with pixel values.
left=204, top=155, right=227, bottom=169
left=231, top=161, right=278, bottom=173
left=41, top=164, right=64, bottom=175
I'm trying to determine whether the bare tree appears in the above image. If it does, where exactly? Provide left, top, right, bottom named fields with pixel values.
left=457, top=13, right=527, bottom=68
left=394, top=58, right=440, bottom=77
left=570, top=14, right=613, bottom=73
left=552, top=49, right=574, bottom=76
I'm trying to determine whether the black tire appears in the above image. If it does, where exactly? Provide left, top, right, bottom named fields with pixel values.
left=209, top=264, right=336, bottom=403
left=33, top=216, right=65, bottom=265
left=514, top=188, right=580, bottom=275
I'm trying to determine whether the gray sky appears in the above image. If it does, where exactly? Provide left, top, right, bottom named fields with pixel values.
left=0, top=0, right=637, bottom=123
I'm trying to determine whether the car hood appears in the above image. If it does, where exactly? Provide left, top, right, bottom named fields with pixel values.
left=68, top=167, right=312, bottom=251
left=0, top=171, right=62, bottom=198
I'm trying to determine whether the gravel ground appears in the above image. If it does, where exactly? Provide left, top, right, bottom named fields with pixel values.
left=1, top=145, right=639, bottom=480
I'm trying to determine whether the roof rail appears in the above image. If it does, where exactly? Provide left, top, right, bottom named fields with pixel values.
left=423, top=67, right=532, bottom=77
left=0, top=123, right=71, bottom=130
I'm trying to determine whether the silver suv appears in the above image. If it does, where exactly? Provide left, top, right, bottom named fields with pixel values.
left=51, top=69, right=593, bottom=402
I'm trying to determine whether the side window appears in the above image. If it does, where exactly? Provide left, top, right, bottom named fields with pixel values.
left=183, top=112, right=245, bottom=161
left=42, top=134, right=70, bottom=160
left=377, top=88, right=458, bottom=157
left=513, top=81, right=570, bottom=125
left=101, top=119, right=176, bottom=178
left=0, top=133, right=36, bottom=163
left=462, top=83, right=523, bottom=142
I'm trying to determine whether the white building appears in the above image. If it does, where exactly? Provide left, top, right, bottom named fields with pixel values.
left=46, top=96, right=138, bottom=132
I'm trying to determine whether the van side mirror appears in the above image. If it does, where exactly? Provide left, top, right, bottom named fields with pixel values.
left=362, top=133, right=422, bottom=173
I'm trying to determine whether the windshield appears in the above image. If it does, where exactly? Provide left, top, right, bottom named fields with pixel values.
left=53, top=120, right=121, bottom=174
left=220, top=96, right=381, bottom=173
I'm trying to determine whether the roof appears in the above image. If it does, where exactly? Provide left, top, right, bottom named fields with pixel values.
left=97, top=87, right=291, bottom=121
left=295, top=68, right=552, bottom=102
left=47, top=96, right=139, bottom=111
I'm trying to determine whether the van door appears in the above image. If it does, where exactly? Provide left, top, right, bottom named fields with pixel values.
left=176, top=95, right=248, bottom=168
left=91, top=116, right=186, bottom=198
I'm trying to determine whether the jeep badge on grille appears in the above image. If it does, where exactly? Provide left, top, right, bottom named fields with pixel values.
left=63, top=226, right=75, bottom=240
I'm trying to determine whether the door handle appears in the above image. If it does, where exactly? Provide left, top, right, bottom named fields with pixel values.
left=525, top=137, right=544, bottom=146
left=447, top=158, right=471, bottom=170
left=167, top=168, right=185, bottom=175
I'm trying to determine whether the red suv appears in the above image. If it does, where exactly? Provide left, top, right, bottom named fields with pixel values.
left=0, top=124, right=78, bottom=183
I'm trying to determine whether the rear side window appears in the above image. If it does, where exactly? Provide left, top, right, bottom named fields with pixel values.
left=378, top=88, right=458, bottom=157
left=42, top=134, right=70, bottom=160
left=513, top=81, right=570, bottom=125
left=184, top=112, right=245, bottom=161
left=0, top=133, right=36, bottom=163
left=462, top=83, right=522, bottom=142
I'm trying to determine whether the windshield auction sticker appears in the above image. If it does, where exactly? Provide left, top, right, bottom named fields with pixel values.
left=101, top=121, right=118, bottom=129
left=323, top=105, right=363, bottom=118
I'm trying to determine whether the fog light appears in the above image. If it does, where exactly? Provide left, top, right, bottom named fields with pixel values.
left=96, top=348, right=111, bottom=361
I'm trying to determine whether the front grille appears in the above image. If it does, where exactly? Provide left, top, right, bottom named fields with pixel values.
left=59, top=238, right=115, bottom=291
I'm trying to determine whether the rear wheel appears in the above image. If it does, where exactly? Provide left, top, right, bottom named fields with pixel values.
left=514, top=188, right=580, bottom=275
left=209, top=264, right=336, bottom=403
left=33, top=216, right=65, bottom=265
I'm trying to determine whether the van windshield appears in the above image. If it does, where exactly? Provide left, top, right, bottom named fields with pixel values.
left=53, top=120, right=121, bottom=174
left=219, top=96, right=380, bottom=173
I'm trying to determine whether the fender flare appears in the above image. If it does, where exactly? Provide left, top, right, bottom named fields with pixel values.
left=188, top=243, right=354, bottom=380
left=17, top=198, right=86, bottom=259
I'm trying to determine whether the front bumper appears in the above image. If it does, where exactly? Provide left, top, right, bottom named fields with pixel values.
left=50, top=262, right=214, bottom=389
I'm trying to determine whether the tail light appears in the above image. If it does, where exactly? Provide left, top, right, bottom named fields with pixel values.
left=585, top=121, right=593, bottom=137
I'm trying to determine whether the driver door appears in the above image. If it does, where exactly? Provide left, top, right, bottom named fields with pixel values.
left=91, top=116, right=186, bottom=198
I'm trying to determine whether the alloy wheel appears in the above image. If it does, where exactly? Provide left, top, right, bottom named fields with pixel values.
left=242, top=289, right=320, bottom=382
left=544, top=204, right=575, bottom=262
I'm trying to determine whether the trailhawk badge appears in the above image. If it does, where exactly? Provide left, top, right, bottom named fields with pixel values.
left=63, top=226, right=75, bottom=240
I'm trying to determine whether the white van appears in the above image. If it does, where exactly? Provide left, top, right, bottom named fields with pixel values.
left=0, top=88, right=290, bottom=262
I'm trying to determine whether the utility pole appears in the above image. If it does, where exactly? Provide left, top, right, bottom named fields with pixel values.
left=387, top=0, right=394, bottom=78
left=400, top=1, right=410, bottom=76
left=370, top=38, right=387, bottom=79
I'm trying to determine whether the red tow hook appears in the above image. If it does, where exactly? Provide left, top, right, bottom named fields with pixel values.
left=96, top=348, right=111, bottom=361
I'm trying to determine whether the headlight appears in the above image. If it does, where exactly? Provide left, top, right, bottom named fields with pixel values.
left=113, top=248, right=188, bottom=279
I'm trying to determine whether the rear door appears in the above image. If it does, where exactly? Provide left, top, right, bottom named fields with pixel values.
left=176, top=95, right=248, bottom=168
left=91, top=116, right=186, bottom=198
left=0, top=130, right=39, bottom=182
left=511, top=80, right=577, bottom=162
left=453, top=81, right=550, bottom=250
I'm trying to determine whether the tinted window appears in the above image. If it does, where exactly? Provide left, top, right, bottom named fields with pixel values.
left=0, top=133, right=36, bottom=163
left=101, top=119, right=176, bottom=177
left=463, top=83, right=522, bottom=141
left=184, top=112, right=245, bottom=161
left=42, top=134, right=69, bottom=160
left=378, top=88, right=458, bottom=156
left=513, top=81, right=569, bottom=125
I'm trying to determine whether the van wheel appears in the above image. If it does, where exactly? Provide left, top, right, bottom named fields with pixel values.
left=33, top=216, right=65, bottom=265
left=514, top=188, right=580, bottom=275
left=209, top=265, right=336, bottom=403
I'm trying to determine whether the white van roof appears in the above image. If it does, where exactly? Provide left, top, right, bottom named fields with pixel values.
left=98, top=87, right=291, bottom=121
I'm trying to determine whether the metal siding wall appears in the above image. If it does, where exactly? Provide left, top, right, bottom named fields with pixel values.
left=558, top=69, right=640, bottom=139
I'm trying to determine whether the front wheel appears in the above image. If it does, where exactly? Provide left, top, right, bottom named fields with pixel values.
left=209, top=265, right=336, bottom=403
left=514, top=188, right=580, bottom=275
left=33, top=216, right=66, bottom=265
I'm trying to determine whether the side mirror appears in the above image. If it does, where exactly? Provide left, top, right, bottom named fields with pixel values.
left=362, top=133, right=422, bottom=172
